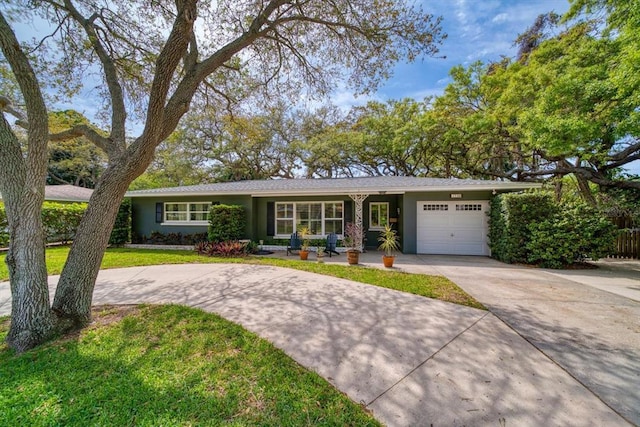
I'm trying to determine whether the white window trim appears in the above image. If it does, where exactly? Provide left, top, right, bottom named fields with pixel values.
left=274, top=201, right=344, bottom=239
left=163, top=202, right=210, bottom=225
left=369, top=202, right=389, bottom=231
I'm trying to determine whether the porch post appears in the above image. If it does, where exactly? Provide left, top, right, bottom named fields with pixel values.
left=348, top=193, right=369, bottom=252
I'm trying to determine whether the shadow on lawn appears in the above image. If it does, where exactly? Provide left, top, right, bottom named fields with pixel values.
left=0, top=305, right=379, bottom=427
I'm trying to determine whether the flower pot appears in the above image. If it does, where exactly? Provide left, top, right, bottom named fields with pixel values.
left=317, top=255, right=324, bottom=264
left=347, top=250, right=359, bottom=265
left=382, top=255, right=395, bottom=268
left=299, top=250, right=309, bottom=260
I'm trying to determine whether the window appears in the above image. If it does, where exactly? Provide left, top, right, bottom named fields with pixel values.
left=424, top=204, right=449, bottom=211
left=456, top=204, right=482, bottom=211
left=164, top=202, right=211, bottom=223
left=369, top=202, right=389, bottom=230
left=276, top=203, right=294, bottom=235
left=275, top=202, right=343, bottom=237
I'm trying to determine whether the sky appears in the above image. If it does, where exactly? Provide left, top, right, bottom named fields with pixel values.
left=335, top=0, right=571, bottom=106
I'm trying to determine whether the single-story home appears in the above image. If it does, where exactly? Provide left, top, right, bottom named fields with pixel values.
left=126, top=176, right=540, bottom=255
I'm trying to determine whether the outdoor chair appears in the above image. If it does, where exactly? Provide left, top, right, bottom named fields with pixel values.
left=326, top=232, right=340, bottom=257
left=286, top=232, right=301, bottom=256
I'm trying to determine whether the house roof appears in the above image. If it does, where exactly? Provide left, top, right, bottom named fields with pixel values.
left=1, top=185, right=94, bottom=203
left=45, top=185, right=93, bottom=202
left=125, top=176, right=541, bottom=198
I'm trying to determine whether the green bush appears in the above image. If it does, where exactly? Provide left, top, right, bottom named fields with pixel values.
left=109, top=199, right=131, bottom=246
left=526, top=203, right=618, bottom=268
left=0, top=201, right=87, bottom=246
left=489, top=192, right=557, bottom=263
left=0, top=203, right=8, bottom=248
left=208, top=204, right=246, bottom=242
left=41, top=202, right=87, bottom=244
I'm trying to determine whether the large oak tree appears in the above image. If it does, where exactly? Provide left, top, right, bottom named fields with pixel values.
left=0, top=0, right=444, bottom=352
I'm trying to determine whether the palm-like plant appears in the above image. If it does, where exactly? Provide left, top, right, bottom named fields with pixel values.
left=378, top=224, right=400, bottom=257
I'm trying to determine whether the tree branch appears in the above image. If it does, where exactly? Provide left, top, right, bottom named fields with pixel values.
left=61, top=0, right=127, bottom=150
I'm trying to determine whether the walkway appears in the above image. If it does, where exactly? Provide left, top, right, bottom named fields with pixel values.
left=1, top=260, right=632, bottom=426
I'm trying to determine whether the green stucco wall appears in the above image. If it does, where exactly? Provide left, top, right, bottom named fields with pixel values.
left=131, top=195, right=253, bottom=239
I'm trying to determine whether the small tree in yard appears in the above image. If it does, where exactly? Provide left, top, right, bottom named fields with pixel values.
left=0, top=0, right=444, bottom=351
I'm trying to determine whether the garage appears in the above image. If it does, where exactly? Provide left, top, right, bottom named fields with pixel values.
left=416, top=200, right=490, bottom=256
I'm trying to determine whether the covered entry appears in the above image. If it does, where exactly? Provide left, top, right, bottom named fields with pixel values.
left=416, top=200, right=490, bottom=256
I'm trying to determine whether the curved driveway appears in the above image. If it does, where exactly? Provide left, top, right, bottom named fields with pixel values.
left=1, top=262, right=632, bottom=426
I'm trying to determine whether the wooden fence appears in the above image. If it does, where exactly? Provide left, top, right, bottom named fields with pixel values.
left=609, top=216, right=639, bottom=259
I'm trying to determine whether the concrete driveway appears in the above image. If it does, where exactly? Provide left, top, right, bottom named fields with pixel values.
left=389, top=254, right=640, bottom=426
left=0, top=258, right=635, bottom=426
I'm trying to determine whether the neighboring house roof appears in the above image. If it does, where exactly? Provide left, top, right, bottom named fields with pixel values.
left=1, top=185, right=93, bottom=203
left=126, top=176, right=540, bottom=198
left=45, top=185, right=93, bottom=202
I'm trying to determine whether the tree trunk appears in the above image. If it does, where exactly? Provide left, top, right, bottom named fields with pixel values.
left=51, top=178, right=127, bottom=326
left=5, top=201, right=56, bottom=352
left=52, top=153, right=150, bottom=327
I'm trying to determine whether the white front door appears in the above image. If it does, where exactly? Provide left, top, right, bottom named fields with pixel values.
left=416, top=201, right=490, bottom=256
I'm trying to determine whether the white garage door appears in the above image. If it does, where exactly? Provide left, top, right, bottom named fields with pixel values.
left=416, top=201, right=490, bottom=256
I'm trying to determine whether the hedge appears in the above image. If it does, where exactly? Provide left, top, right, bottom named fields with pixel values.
left=489, top=191, right=619, bottom=268
left=526, top=203, right=618, bottom=268
left=489, top=192, right=557, bottom=264
left=1, top=199, right=134, bottom=247
left=208, top=204, right=246, bottom=242
left=0, top=201, right=87, bottom=246
left=109, top=199, right=131, bottom=246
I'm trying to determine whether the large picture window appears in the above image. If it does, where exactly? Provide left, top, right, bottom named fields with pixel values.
left=369, top=202, right=389, bottom=230
left=275, top=201, right=343, bottom=237
left=164, top=202, right=211, bottom=224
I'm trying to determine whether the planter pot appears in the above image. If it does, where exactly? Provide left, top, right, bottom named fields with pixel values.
left=317, top=255, right=325, bottom=264
left=299, top=250, right=309, bottom=260
left=347, top=250, right=360, bottom=265
left=382, top=255, right=395, bottom=268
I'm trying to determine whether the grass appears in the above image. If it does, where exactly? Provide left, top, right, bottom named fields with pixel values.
left=0, top=304, right=380, bottom=426
left=0, top=246, right=484, bottom=309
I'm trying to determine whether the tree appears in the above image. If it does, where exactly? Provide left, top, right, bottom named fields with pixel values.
left=0, top=0, right=444, bottom=352
left=47, top=111, right=107, bottom=188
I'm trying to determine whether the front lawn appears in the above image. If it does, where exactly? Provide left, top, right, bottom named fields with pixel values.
left=0, top=305, right=380, bottom=426
left=0, top=246, right=484, bottom=309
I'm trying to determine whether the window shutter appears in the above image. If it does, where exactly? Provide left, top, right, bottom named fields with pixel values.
left=155, top=203, right=163, bottom=223
left=344, top=200, right=353, bottom=225
left=266, top=202, right=275, bottom=236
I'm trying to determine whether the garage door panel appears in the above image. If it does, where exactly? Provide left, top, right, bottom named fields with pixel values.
left=416, top=200, right=489, bottom=256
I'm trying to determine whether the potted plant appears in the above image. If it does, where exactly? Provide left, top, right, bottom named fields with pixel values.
left=378, top=224, right=400, bottom=268
left=344, top=222, right=363, bottom=265
left=316, top=246, right=325, bottom=263
left=298, top=227, right=311, bottom=260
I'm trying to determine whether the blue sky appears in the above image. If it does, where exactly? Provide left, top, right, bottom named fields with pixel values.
left=336, top=0, right=571, bottom=105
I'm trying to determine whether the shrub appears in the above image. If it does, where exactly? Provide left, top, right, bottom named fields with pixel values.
left=195, top=240, right=249, bottom=257
left=0, top=203, right=8, bottom=247
left=489, top=192, right=557, bottom=263
left=41, top=202, right=87, bottom=244
left=526, top=203, right=618, bottom=268
left=208, top=204, right=246, bottom=242
left=109, top=199, right=131, bottom=246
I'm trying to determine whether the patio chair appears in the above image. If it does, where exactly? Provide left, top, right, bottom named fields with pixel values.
left=326, top=232, right=340, bottom=257
left=286, top=232, right=301, bottom=256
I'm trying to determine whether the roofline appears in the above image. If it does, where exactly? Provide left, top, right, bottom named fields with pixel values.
left=125, top=182, right=542, bottom=198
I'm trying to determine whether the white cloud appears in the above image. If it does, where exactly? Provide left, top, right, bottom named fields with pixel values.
left=492, top=13, right=509, bottom=23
